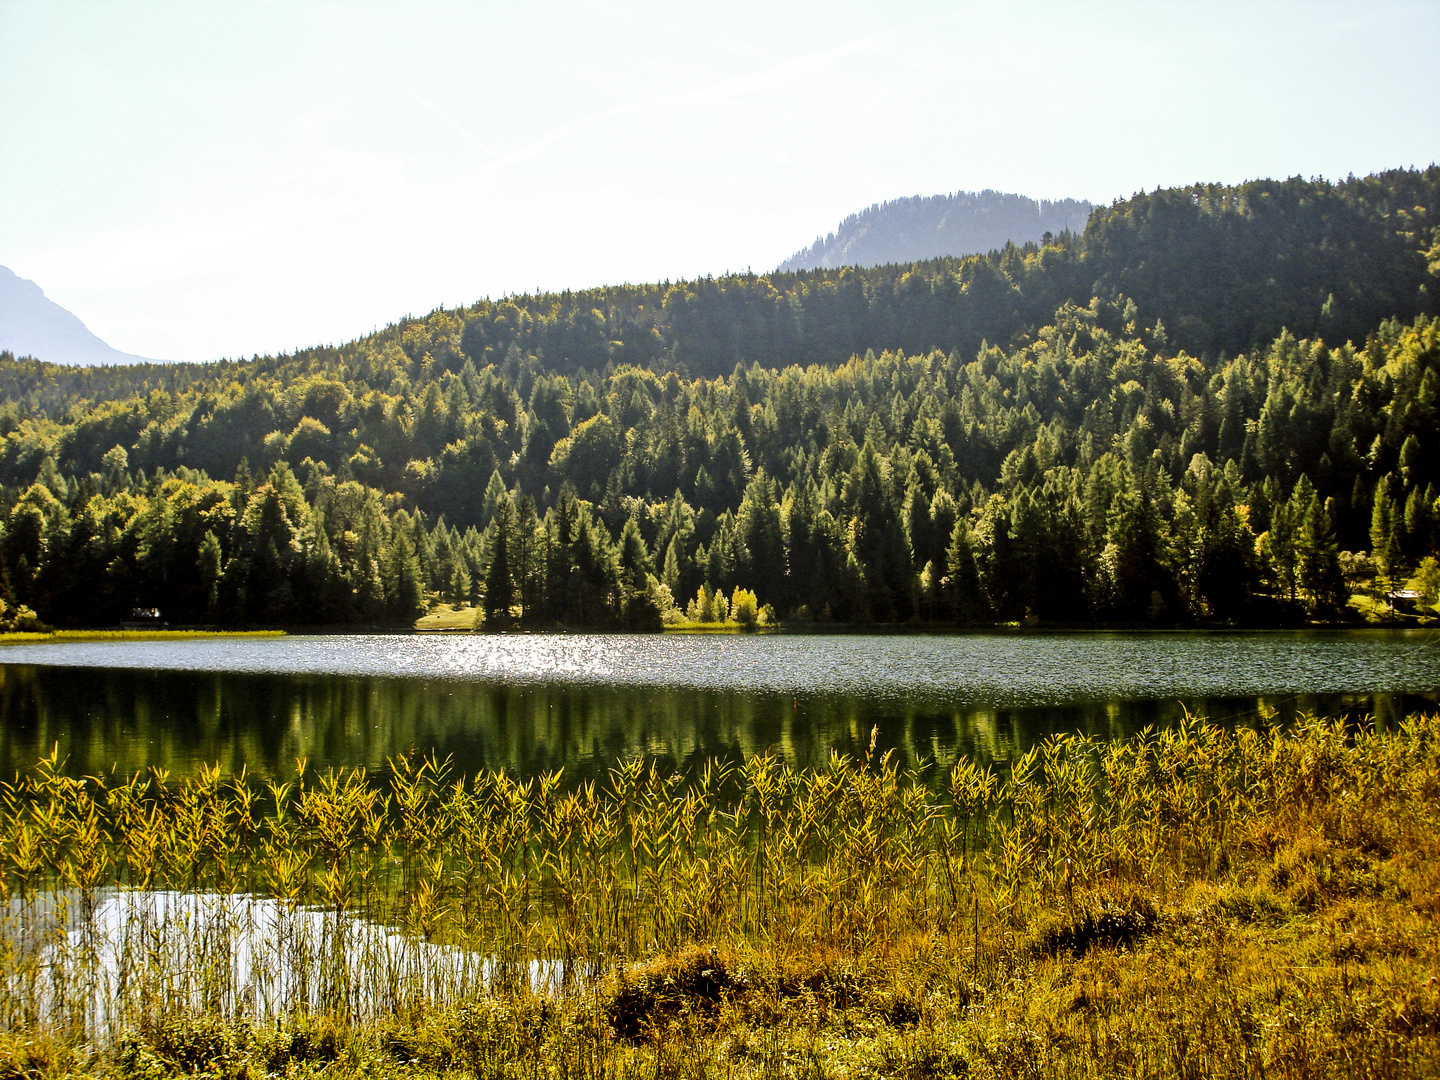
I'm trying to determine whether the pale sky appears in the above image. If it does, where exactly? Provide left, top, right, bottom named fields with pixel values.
left=1, top=0, right=1435, bottom=362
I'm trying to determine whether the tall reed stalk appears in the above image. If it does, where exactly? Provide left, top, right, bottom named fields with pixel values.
left=0, top=711, right=1436, bottom=1047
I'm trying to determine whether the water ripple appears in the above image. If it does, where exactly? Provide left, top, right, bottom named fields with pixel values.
left=1, top=630, right=1436, bottom=707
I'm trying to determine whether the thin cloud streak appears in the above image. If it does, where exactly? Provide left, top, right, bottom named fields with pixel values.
left=467, top=7, right=984, bottom=185
left=407, top=90, right=500, bottom=158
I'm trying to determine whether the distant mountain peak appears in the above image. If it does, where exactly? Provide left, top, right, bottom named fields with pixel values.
left=778, top=189, right=1093, bottom=272
left=0, top=266, right=160, bottom=366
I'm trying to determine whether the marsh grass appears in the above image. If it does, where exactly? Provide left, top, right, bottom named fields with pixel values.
left=0, top=712, right=1437, bottom=1077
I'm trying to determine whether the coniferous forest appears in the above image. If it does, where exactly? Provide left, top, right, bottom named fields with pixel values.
left=1, top=168, right=1438, bottom=631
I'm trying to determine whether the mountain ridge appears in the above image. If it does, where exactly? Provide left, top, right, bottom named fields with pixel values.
left=778, top=189, right=1094, bottom=272
left=0, top=266, right=160, bottom=366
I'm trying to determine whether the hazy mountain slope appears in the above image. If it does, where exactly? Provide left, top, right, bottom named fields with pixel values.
left=0, top=266, right=158, bottom=366
left=778, top=190, right=1093, bottom=271
left=2, top=169, right=1436, bottom=400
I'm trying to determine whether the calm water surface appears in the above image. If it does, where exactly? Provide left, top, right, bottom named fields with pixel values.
left=0, top=631, right=1435, bottom=780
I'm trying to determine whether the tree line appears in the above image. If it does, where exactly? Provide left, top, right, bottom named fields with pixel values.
left=2, top=168, right=1438, bottom=629
left=1, top=287, right=1435, bottom=629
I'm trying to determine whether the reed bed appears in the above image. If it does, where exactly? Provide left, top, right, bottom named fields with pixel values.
left=1, top=712, right=1438, bottom=1078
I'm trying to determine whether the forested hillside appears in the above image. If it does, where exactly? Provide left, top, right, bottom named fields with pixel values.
left=777, top=190, right=1092, bottom=272
left=1, top=169, right=1437, bottom=630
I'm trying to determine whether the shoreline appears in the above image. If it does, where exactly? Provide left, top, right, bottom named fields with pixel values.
left=0, top=628, right=288, bottom=646
left=2, top=623, right=1434, bottom=644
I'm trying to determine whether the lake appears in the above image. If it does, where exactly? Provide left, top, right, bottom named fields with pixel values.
left=0, top=630, right=1435, bottom=781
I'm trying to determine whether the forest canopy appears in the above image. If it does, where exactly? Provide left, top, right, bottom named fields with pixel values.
left=0, top=168, right=1437, bottom=631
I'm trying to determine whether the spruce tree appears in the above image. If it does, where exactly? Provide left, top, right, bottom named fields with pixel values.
left=1370, top=480, right=1400, bottom=597
left=483, top=499, right=517, bottom=627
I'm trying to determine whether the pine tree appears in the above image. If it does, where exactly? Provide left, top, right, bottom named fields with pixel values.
left=1403, top=486, right=1436, bottom=558
left=661, top=536, right=685, bottom=599
left=945, top=518, right=985, bottom=622
left=484, top=497, right=517, bottom=627
left=736, top=471, right=784, bottom=605
left=482, top=469, right=509, bottom=529
left=385, top=516, right=426, bottom=625
left=845, top=442, right=913, bottom=621
left=1370, top=480, right=1400, bottom=597
left=512, top=495, right=541, bottom=617
left=617, top=516, right=653, bottom=594
left=1296, top=493, right=1346, bottom=615
left=903, top=479, right=933, bottom=572
left=197, top=530, right=223, bottom=619
left=1104, top=487, right=1173, bottom=623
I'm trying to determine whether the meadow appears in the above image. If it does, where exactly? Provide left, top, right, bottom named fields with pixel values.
left=0, top=711, right=1436, bottom=1078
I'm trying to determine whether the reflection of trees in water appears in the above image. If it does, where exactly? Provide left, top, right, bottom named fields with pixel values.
left=0, top=664, right=1432, bottom=784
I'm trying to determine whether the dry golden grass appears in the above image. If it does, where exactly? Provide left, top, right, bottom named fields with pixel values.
left=413, top=605, right=481, bottom=631
left=0, top=711, right=1436, bottom=1077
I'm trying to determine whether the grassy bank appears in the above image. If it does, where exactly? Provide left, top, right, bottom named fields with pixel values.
left=414, top=605, right=481, bottom=631
left=1, top=713, right=1437, bottom=1077
left=411, top=608, right=764, bottom=633
left=0, top=629, right=287, bottom=645
left=663, top=619, right=778, bottom=632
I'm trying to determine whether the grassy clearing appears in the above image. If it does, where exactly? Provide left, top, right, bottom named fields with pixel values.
left=413, top=604, right=779, bottom=633
left=1347, top=590, right=1436, bottom=625
left=414, top=605, right=481, bottom=631
left=1348, top=593, right=1393, bottom=622
left=0, top=713, right=1437, bottom=1077
left=662, top=619, right=768, bottom=633
left=0, top=629, right=287, bottom=646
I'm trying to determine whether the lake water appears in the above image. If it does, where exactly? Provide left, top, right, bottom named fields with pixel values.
left=5, top=888, right=507, bottom=1030
left=0, top=631, right=1435, bottom=781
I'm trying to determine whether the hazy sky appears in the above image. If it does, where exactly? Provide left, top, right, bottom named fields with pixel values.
left=1, top=0, right=1435, bottom=362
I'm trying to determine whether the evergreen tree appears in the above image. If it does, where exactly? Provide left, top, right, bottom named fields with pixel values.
left=1296, top=493, right=1346, bottom=615
left=1371, top=480, right=1401, bottom=595
left=197, top=530, right=223, bottom=618
left=385, top=514, right=426, bottom=625
left=944, top=518, right=985, bottom=622
left=617, top=517, right=662, bottom=632
left=845, top=442, right=913, bottom=621
left=736, top=471, right=784, bottom=607
left=484, top=496, right=518, bottom=627
left=1103, top=486, right=1174, bottom=623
